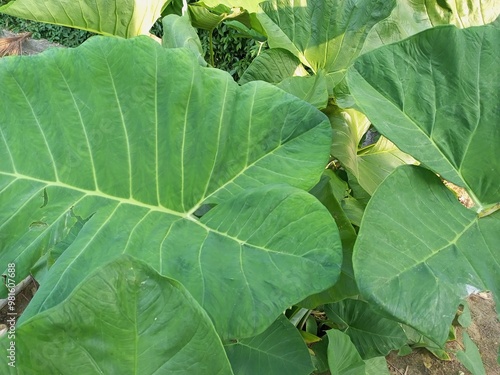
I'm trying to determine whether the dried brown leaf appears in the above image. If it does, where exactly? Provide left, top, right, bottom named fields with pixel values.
left=0, top=32, right=32, bottom=57
left=442, top=180, right=475, bottom=208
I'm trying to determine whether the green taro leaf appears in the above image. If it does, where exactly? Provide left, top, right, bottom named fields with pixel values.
left=362, top=0, right=500, bottom=53
left=364, top=357, right=390, bottom=375
left=401, top=324, right=452, bottom=360
left=239, top=48, right=307, bottom=85
left=324, top=331, right=390, bottom=375
left=355, top=137, right=417, bottom=194
left=224, top=17, right=268, bottom=41
left=193, top=184, right=342, bottom=337
left=341, top=197, right=365, bottom=228
left=302, top=171, right=358, bottom=307
left=0, top=36, right=342, bottom=341
left=328, top=107, right=416, bottom=195
left=45, top=210, right=93, bottom=268
left=225, top=314, right=314, bottom=375
left=348, top=24, right=500, bottom=210
left=353, top=166, right=500, bottom=345
left=277, top=73, right=329, bottom=109
left=458, top=300, right=472, bottom=328
left=456, top=332, right=487, bottom=375
left=188, top=2, right=252, bottom=31
left=0, top=256, right=234, bottom=374
left=162, top=14, right=207, bottom=66
left=0, top=0, right=169, bottom=37
left=310, top=337, right=330, bottom=374
left=188, top=2, right=228, bottom=30
left=240, top=48, right=328, bottom=109
left=260, top=0, right=396, bottom=87
left=326, top=330, right=365, bottom=375
left=200, top=0, right=262, bottom=14
left=325, top=299, right=407, bottom=359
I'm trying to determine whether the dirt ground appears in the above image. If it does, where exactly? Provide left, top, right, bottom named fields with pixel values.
left=0, top=276, right=38, bottom=330
left=387, top=293, right=499, bottom=375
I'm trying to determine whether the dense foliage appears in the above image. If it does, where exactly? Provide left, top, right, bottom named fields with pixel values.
left=0, top=1, right=499, bottom=374
left=199, top=25, right=263, bottom=79
left=0, top=13, right=93, bottom=47
left=0, top=12, right=259, bottom=79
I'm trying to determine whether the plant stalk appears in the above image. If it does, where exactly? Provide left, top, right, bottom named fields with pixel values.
left=209, top=29, right=215, bottom=67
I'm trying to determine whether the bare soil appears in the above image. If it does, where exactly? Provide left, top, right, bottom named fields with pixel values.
left=0, top=277, right=38, bottom=330
left=387, top=293, right=500, bottom=375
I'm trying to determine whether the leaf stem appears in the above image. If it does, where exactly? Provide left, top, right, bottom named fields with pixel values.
left=209, top=29, right=215, bottom=67
left=257, top=41, right=264, bottom=56
left=479, top=203, right=500, bottom=218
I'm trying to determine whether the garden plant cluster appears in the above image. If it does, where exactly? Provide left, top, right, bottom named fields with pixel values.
left=0, top=0, right=499, bottom=374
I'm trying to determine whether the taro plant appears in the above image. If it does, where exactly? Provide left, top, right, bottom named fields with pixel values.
left=0, top=23, right=347, bottom=372
left=1, top=0, right=500, bottom=374
left=223, top=0, right=500, bottom=372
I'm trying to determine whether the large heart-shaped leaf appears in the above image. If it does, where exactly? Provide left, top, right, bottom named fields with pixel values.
left=0, top=36, right=342, bottom=340
left=0, top=0, right=169, bottom=37
left=362, top=0, right=500, bottom=53
left=354, top=166, right=500, bottom=344
left=260, top=0, right=396, bottom=87
left=225, top=314, right=314, bottom=375
left=348, top=23, right=500, bottom=210
left=0, top=256, right=234, bottom=374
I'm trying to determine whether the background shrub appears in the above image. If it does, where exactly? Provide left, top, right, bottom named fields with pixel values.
left=0, top=14, right=94, bottom=47
left=0, top=13, right=261, bottom=80
left=198, top=25, right=264, bottom=80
